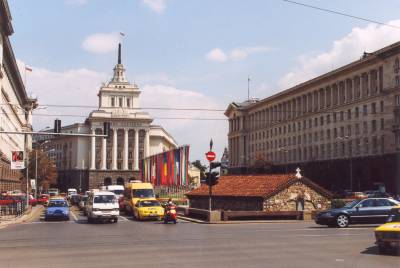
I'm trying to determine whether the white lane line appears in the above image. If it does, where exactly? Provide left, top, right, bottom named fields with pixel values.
left=297, top=233, right=368, bottom=237
left=70, top=211, right=78, bottom=221
left=119, top=215, right=129, bottom=222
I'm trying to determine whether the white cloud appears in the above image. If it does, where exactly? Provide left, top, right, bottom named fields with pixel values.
left=278, top=20, right=400, bottom=89
left=206, top=46, right=272, bottom=62
left=18, top=60, right=226, bottom=161
left=142, top=0, right=166, bottom=14
left=230, top=46, right=273, bottom=61
left=205, top=48, right=227, bottom=62
left=65, top=0, right=88, bottom=6
left=82, top=32, right=121, bottom=54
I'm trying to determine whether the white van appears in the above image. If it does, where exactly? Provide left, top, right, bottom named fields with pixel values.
left=106, top=185, right=124, bottom=198
left=86, top=191, right=119, bottom=223
left=67, top=188, right=77, bottom=197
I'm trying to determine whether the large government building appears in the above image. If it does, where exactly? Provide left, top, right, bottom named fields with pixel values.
left=225, top=41, right=400, bottom=194
left=0, top=0, right=36, bottom=192
left=41, top=44, right=177, bottom=191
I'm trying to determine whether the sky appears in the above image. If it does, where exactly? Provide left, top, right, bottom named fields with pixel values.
left=7, top=0, right=400, bottom=163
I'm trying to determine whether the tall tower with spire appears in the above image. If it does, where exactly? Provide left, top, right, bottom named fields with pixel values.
left=95, top=43, right=145, bottom=115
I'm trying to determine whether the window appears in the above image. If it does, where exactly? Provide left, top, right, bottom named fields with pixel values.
left=396, top=76, right=400, bottom=87
left=371, top=102, right=376, bottom=114
left=380, top=101, right=384, bottom=112
left=119, top=97, right=123, bottom=107
left=127, top=98, right=131, bottom=107
left=320, top=116, right=324, bottom=126
left=363, top=122, right=368, bottom=133
left=380, top=118, right=384, bottom=130
left=340, top=127, right=344, bottom=137
left=363, top=105, right=367, bottom=116
left=327, top=129, right=331, bottom=140
left=326, top=114, right=331, bottom=124
left=333, top=128, right=337, bottom=138
left=371, top=120, right=377, bottom=132
left=333, top=112, right=337, bottom=122
left=355, top=107, right=359, bottom=118
left=314, top=118, right=318, bottom=127
left=396, top=95, right=400, bottom=106
left=347, top=109, right=351, bottom=120
left=347, top=125, right=351, bottom=136
left=340, top=111, right=344, bottom=121
left=355, top=124, right=360, bottom=135
left=111, top=97, right=115, bottom=107
left=359, top=199, right=376, bottom=208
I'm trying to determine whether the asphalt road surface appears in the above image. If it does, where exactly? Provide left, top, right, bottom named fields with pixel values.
left=0, top=207, right=398, bottom=268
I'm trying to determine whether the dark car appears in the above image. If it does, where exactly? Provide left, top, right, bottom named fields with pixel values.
left=69, top=194, right=81, bottom=206
left=315, top=198, right=400, bottom=228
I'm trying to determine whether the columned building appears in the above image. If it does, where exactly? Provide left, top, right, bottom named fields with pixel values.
left=50, top=44, right=177, bottom=191
left=0, top=0, right=36, bottom=191
left=225, top=41, right=400, bottom=194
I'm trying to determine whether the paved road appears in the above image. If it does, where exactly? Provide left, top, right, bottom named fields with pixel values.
left=0, top=207, right=398, bottom=268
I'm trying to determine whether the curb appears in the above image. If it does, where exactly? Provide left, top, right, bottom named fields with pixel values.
left=0, top=206, right=43, bottom=229
left=177, top=215, right=313, bottom=224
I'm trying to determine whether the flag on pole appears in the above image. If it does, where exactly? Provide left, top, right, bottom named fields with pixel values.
left=119, top=32, right=125, bottom=37
left=25, top=65, right=33, bottom=72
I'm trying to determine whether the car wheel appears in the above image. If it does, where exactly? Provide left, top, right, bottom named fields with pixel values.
left=336, top=214, right=349, bottom=228
left=114, top=217, right=118, bottom=223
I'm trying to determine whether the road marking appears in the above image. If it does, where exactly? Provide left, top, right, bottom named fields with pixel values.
left=298, top=233, right=367, bottom=237
left=70, top=211, right=78, bottom=221
left=119, top=215, right=129, bottom=222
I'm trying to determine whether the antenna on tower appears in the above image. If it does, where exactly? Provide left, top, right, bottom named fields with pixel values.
left=247, top=75, right=251, bottom=100
left=118, top=43, right=122, bottom=64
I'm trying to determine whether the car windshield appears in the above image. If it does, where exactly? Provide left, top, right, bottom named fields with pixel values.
left=140, top=200, right=160, bottom=207
left=132, top=189, right=154, bottom=198
left=112, top=190, right=124, bottom=195
left=343, top=200, right=360, bottom=208
left=94, top=195, right=115, bottom=203
left=48, top=201, right=67, bottom=207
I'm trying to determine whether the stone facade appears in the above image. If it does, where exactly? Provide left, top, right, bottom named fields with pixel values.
left=263, top=181, right=331, bottom=212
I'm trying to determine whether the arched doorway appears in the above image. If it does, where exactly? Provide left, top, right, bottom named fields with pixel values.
left=116, top=177, right=124, bottom=186
left=104, top=177, right=112, bottom=186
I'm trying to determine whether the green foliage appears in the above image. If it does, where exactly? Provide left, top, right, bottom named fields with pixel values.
left=331, top=199, right=347, bottom=209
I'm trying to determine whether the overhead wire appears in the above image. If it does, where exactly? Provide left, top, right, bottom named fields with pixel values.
left=282, top=0, right=400, bottom=30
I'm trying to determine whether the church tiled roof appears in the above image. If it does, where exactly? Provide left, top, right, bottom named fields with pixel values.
left=186, top=174, right=332, bottom=198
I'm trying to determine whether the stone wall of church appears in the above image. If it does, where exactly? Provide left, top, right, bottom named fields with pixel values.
left=263, top=182, right=331, bottom=212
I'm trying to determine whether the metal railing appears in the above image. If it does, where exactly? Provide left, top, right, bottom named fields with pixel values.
left=0, top=202, right=27, bottom=219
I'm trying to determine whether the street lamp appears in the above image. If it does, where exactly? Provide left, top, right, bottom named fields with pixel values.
left=337, top=136, right=353, bottom=191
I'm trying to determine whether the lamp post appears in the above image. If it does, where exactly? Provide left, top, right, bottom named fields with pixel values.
left=338, top=136, right=352, bottom=191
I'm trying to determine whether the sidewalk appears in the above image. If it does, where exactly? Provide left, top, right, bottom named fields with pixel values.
left=0, top=205, right=43, bottom=229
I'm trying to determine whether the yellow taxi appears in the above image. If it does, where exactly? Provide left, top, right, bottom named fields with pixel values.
left=133, top=199, right=164, bottom=221
left=375, top=205, right=400, bottom=254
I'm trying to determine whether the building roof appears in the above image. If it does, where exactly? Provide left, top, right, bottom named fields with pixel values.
left=186, top=174, right=332, bottom=198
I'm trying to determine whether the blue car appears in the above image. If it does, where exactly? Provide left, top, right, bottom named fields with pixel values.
left=45, top=199, right=70, bottom=221
left=315, top=198, right=400, bottom=228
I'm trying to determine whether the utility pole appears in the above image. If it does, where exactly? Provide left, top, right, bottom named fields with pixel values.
left=35, top=149, right=38, bottom=199
left=208, top=139, right=213, bottom=211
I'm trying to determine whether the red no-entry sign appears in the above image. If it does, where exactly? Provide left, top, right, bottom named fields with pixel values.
left=206, top=151, right=216, bottom=162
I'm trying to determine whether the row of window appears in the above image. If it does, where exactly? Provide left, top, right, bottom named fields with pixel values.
left=110, top=96, right=131, bottom=108
left=250, top=136, right=385, bottom=164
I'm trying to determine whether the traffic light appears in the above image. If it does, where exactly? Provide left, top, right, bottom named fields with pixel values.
left=203, top=161, right=221, bottom=186
left=103, top=122, right=111, bottom=139
left=54, top=119, right=61, bottom=133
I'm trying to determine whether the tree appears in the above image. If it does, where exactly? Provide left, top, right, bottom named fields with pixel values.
left=28, top=149, right=58, bottom=192
left=191, top=160, right=207, bottom=181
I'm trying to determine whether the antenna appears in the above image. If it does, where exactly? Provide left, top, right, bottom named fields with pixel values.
left=247, top=75, right=250, bottom=100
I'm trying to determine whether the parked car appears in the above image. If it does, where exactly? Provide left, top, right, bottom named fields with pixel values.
left=37, top=194, right=50, bottom=205
left=375, top=205, right=400, bottom=254
left=67, top=188, right=77, bottom=198
left=44, top=199, right=70, bottom=221
left=0, top=195, right=21, bottom=205
left=315, top=198, right=400, bottom=228
left=133, top=199, right=164, bottom=221
left=86, top=191, right=119, bottom=223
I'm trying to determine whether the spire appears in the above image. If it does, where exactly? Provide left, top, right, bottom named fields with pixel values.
left=118, top=43, right=122, bottom=64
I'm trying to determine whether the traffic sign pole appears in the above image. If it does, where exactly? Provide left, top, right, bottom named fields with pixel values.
left=206, top=139, right=215, bottom=211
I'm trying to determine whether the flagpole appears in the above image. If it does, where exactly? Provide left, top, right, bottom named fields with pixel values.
left=247, top=76, right=250, bottom=100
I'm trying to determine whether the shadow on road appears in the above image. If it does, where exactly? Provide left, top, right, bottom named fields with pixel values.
left=361, top=246, right=400, bottom=257
left=308, top=225, right=379, bottom=229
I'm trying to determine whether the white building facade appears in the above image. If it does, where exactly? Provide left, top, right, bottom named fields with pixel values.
left=0, top=0, right=36, bottom=191
left=50, top=44, right=177, bottom=191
